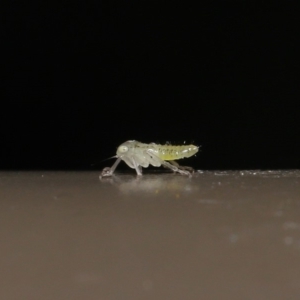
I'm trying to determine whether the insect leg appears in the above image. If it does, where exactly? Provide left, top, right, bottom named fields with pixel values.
left=161, top=160, right=192, bottom=176
left=100, top=157, right=122, bottom=178
left=169, top=160, right=195, bottom=173
left=146, top=150, right=192, bottom=176
left=132, top=157, right=143, bottom=176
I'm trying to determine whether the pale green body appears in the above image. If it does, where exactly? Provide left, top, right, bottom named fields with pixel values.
left=101, top=140, right=199, bottom=177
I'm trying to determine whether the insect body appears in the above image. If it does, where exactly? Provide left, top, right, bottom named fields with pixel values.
left=100, top=140, right=199, bottom=178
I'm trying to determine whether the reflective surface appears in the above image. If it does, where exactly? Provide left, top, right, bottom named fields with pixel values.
left=1, top=170, right=300, bottom=300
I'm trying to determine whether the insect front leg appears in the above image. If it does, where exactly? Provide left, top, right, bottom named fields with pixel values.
left=100, top=157, right=122, bottom=178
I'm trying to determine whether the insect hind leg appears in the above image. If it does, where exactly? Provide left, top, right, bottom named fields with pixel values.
left=146, top=150, right=192, bottom=176
left=162, top=160, right=192, bottom=176
left=168, top=160, right=195, bottom=173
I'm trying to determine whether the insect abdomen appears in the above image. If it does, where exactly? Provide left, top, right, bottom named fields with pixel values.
left=153, top=144, right=199, bottom=161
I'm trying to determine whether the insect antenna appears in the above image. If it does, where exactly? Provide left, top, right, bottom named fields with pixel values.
left=90, top=155, right=117, bottom=167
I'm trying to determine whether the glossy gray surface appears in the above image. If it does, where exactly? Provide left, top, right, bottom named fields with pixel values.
left=1, top=170, right=300, bottom=300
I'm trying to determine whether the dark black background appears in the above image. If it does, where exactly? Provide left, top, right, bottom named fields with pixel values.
left=2, top=2, right=299, bottom=170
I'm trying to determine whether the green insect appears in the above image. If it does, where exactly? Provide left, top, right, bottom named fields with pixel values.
left=100, top=140, right=199, bottom=177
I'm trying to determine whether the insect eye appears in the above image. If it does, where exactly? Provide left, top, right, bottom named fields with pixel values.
left=118, top=145, right=128, bottom=153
